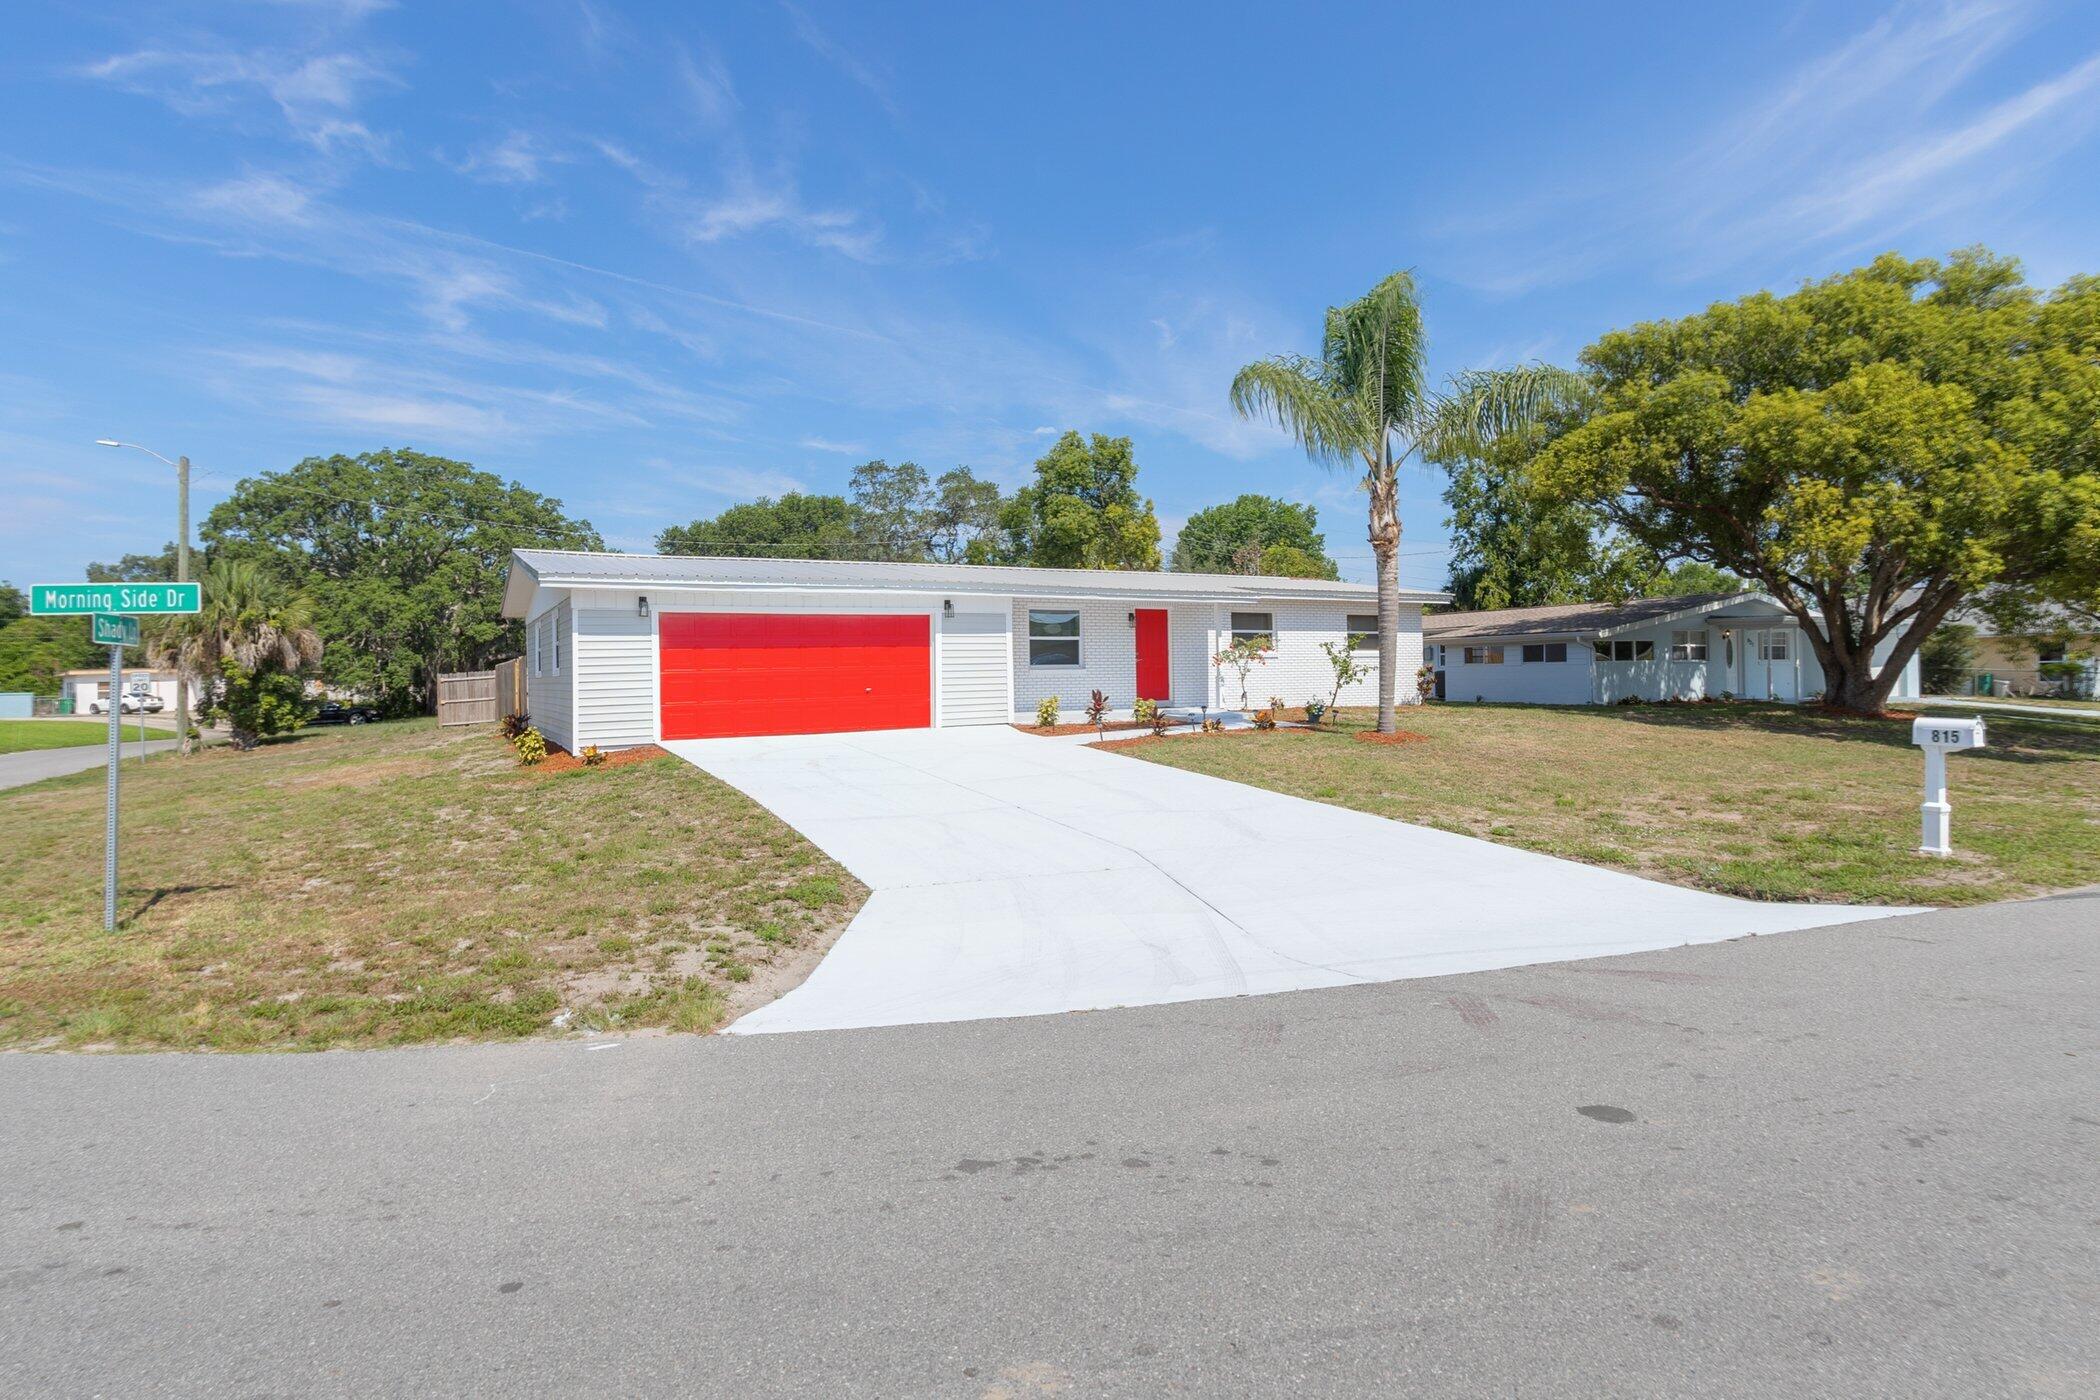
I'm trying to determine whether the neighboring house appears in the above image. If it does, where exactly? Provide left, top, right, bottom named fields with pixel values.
left=1944, top=604, right=2099, bottom=698
left=1423, top=592, right=1922, bottom=706
left=499, top=549, right=1447, bottom=749
left=61, top=668, right=183, bottom=715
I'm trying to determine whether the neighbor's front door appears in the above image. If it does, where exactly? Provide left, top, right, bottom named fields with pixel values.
left=1134, top=609, right=1170, bottom=702
left=1746, top=628, right=1799, bottom=701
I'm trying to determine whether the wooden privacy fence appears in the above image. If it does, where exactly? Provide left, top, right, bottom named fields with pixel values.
left=494, top=656, right=525, bottom=719
left=436, top=669, right=499, bottom=727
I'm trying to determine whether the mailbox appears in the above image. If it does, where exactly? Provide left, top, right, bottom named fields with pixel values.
left=1911, top=715, right=1986, bottom=857
left=1912, top=716, right=1985, bottom=751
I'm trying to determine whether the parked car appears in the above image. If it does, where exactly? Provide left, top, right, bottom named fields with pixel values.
left=87, top=691, right=164, bottom=715
left=311, top=701, right=383, bottom=726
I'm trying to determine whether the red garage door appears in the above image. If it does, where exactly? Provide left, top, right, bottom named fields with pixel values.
left=659, top=613, right=932, bottom=740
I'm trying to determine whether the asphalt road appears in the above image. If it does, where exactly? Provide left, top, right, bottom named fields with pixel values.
left=0, top=731, right=190, bottom=792
left=3, top=895, right=2095, bottom=1398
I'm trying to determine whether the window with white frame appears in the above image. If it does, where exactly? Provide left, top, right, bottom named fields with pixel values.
left=1347, top=614, right=1378, bottom=651
left=1463, top=645, right=1504, bottom=665
left=1521, top=642, right=1569, bottom=663
left=1605, top=639, right=1655, bottom=662
left=1027, top=608, right=1081, bottom=666
left=1668, top=629, right=1708, bottom=661
left=1230, top=612, right=1275, bottom=650
left=1760, top=632, right=1789, bottom=661
left=552, top=616, right=561, bottom=673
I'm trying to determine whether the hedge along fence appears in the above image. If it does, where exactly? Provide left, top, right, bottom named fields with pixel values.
left=436, top=670, right=499, bottom=727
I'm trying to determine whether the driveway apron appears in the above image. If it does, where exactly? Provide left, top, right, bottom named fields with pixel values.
left=666, top=727, right=1913, bottom=1034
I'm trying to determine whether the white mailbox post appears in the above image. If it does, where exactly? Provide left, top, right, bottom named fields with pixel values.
left=1911, top=716, right=1986, bottom=857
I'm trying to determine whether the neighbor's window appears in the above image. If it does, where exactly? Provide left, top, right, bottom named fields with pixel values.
left=1347, top=614, right=1379, bottom=651
left=1463, top=645, right=1504, bottom=665
left=1028, top=608, right=1081, bottom=667
left=1760, top=633, right=1789, bottom=661
left=1607, top=639, right=1655, bottom=662
left=1230, top=611, right=1275, bottom=650
left=1668, top=629, right=1708, bottom=662
left=1521, top=642, right=1568, bottom=664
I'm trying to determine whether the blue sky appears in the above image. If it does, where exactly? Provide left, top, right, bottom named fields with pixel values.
left=4, top=0, right=2098, bottom=589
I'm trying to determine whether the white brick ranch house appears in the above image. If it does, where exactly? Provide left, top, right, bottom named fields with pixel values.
left=499, top=549, right=1446, bottom=749
left=1424, top=591, right=1923, bottom=706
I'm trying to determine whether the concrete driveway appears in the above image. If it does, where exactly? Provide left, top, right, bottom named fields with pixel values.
left=668, top=727, right=1912, bottom=1034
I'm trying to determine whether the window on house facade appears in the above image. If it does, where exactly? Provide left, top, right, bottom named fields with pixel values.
left=552, top=619, right=561, bottom=673
left=1463, top=645, right=1504, bottom=665
left=1760, top=633, right=1789, bottom=661
left=1027, top=609, right=1081, bottom=666
left=1347, top=614, right=1378, bottom=651
left=1606, top=639, right=1655, bottom=662
left=1520, top=642, right=1569, bottom=663
left=1230, top=612, right=1275, bottom=650
left=1668, top=629, right=1708, bottom=661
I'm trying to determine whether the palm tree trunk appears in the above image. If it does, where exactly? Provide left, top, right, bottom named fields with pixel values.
left=1367, top=457, right=1401, bottom=735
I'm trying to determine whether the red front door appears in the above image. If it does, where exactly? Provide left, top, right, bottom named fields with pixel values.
left=659, top=612, right=931, bottom=740
left=1134, top=609, right=1170, bottom=702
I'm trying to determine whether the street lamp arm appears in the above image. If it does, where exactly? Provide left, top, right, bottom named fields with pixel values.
left=95, top=439, right=179, bottom=468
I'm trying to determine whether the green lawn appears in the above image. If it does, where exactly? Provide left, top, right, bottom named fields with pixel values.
left=0, top=718, right=175, bottom=754
left=1111, top=702, right=2100, bottom=907
left=0, top=720, right=865, bottom=1050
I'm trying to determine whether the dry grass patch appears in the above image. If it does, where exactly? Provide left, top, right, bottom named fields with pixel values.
left=0, top=720, right=865, bottom=1050
left=1113, top=702, right=2100, bottom=906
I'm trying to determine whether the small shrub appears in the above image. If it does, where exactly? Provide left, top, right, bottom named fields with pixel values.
left=1150, top=705, right=1173, bottom=737
left=1303, top=699, right=1327, bottom=727
left=580, top=744, right=605, bottom=767
left=1202, top=717, right=1224, bottom=734
left=1036, top=695, right=1061, bottom=728
left=1253, top=708, right=1277, bottom=731
left=1085, top=689, right=1110, bottom=727
left=513, top=726, right=547, bottom=765
left=1415, top=665, right=1437, bottom=702
left=499, top=711, right=532, bottom=741
left=1132, top=697, right=1159, bottom=725
left=1321, top=640, right=1369, bottom=712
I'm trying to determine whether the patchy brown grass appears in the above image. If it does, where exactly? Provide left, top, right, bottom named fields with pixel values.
left=0, top=720, right=865, bottom=1050
left=1112, top=701, right=2100, bottom=907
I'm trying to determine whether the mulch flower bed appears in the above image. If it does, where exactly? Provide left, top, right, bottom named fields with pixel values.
left=1352, top=729, right=1431, bottom=746
left=1013, top=721, right=1165, bottom=737
left=522, top=740, right=674, bottom=773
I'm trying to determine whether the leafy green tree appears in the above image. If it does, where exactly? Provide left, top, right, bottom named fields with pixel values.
left=849, top=460, right=932, bottom=560
left=992, top=432, right=1161, bottom=569
left=204, top=449, right=598, bottom=713
left=927, top=467, right=1005, bottom=563
left=152, top=558, right=322, bottom=748
left=1919, top=622, right=1978, bottom=695
left=86, top=544, right=178, bottom=583
left=1435, top=422, right=1658, bottom=610
left=0, top=614, right=103, bottom=695
left=657, top=492, right=860, bottom=559
left=1251, top=543, right=1338, bottom=579
left=1647, top=561, right=1745, bottom=597
left=0, top=582, right=23, bottom=627
left=1532, top=249, right=2100, bottom=712
left=1171, top=494, right=1333, bottom=576
left=1231, top=270, right=1580, bottom=732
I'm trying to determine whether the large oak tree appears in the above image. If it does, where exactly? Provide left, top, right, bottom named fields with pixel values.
left=1533, top=249, right=2100, bottom=713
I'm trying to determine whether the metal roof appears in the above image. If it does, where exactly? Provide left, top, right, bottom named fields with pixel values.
left=503, top=548, right=1448, bottom=617
left=1424, top=592, right=1765, bottom=641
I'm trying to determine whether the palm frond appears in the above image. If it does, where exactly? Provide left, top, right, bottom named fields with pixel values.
left=1229, top=356, right=1364, bottom=465
left=1436, top=364, right=1592, bottom=447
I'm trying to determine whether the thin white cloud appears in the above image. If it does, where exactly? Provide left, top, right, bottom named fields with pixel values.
left=798, top=436, right=866, bottom=454
left=451, top=130, right=553, bottom=186
left=778, top=2, right=898, bottom=119
left=80, top=45, right=398, bottom=154
left=675, top=42, right=739, bottom=129
left=650, top=460, right=809, bottom=499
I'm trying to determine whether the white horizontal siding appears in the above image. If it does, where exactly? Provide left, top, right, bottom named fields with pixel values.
left=940, top=610, right=1009, bottom=726
left=524, top=600, right=574, bottom=751
left=573, top=606, right=655, bottom=750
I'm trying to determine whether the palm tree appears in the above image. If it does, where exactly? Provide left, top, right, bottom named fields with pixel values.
left=1231, top=271, right=1583, bottom=733
left=150, top=558, right=323, bottom=749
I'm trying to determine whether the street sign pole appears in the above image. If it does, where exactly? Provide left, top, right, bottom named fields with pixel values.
left=105, top=643, right=122, bottom=931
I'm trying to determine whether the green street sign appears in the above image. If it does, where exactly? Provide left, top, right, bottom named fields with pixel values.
left=29, top=581, right=200, bottom=615
left=91, top=613, right=141, bottom=648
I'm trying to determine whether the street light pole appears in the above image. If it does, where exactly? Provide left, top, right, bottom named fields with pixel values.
left=95, top=440, right=193, bottom=754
